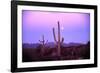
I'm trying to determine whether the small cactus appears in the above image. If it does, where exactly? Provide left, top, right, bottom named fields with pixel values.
left=39, top=35, right=48, bottom=56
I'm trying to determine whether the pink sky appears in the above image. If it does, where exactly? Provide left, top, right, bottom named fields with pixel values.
left=22, top=10, right=90, bottom=43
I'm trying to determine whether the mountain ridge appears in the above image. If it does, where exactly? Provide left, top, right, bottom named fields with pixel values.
left=23, top=42, right=86, bottom=49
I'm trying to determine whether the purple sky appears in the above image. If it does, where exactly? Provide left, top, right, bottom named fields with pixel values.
left=22, top=10, right=90, bottom=44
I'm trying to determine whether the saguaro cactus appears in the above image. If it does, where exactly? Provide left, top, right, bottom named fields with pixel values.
left=39, top=35, right=48, bottom=56
left=53, top=21, right=64, bottom=57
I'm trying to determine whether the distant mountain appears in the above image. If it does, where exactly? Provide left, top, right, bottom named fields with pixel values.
left=23, top=43, right=40, bottom=49
left=66, top=43, right=84, bottom=47
left=23, top=42, right=85, bottom=49
left=61, top=43, right=83, bottom=47
left=23, top=42, right=56, bottom=49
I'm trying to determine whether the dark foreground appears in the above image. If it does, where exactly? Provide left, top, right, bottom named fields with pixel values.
left=22, top=42, right=90, bottom=62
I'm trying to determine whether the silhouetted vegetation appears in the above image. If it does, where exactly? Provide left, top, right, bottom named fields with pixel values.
left=22, top=41, right=90, bottom=62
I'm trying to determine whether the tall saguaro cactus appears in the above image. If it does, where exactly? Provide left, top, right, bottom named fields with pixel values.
left=53, top=21, right=64, bottom=57
left=39, top=35, right=48, bottom=56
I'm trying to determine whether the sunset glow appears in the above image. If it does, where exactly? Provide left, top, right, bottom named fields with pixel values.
left=22, top=10, right=90, bottom=44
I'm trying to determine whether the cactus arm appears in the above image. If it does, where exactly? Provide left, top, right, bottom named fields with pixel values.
left=39, top=35, right=48, bottom=46
left=39, top=40, right=43, bottom=43
left=53, top=28, right=57, bottom=43
left=39, top=40, right=41, bottom=42
left=61, top=37, right=64, bottom=44
left=46, top=40, right=48, bottom=44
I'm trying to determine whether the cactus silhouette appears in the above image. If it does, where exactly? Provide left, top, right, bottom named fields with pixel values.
left=39, top=35, right=48, bottom=56
left=53, top=21, right=64, bottom=57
